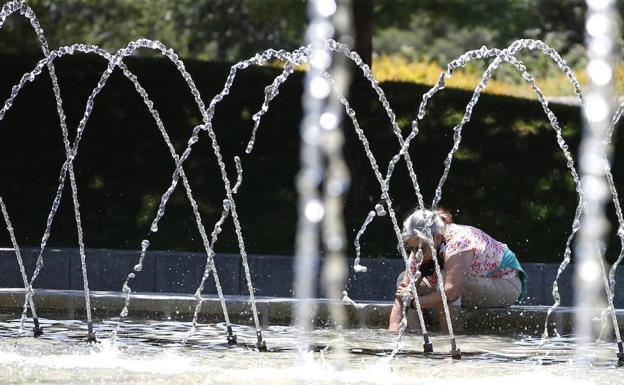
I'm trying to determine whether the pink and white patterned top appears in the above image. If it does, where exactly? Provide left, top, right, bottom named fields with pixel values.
left=410, top=224, right=517, bottom=282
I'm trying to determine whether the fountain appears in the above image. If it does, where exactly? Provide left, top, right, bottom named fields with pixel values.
left=1, top=0, right=624, bottom=383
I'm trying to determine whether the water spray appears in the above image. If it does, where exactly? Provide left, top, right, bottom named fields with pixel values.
left=574, top=0, right=619, bottom=366
left=0, top=196, right=42, bottom=337
left=2, top=0, right=624, bottom=366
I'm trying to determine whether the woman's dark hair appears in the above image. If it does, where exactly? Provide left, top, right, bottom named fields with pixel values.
left=435, top=207, right=453, bottom=224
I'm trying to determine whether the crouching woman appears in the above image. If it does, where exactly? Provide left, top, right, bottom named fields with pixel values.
left=389, top=208, right=527, bottom=332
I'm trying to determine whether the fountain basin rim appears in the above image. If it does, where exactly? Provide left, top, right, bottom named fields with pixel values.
left=0, top=288, right=620, bottom=337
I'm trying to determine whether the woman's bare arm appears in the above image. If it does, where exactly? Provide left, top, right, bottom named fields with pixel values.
left=388, top=297, right=403, bottom=332
left=417, top=250, right=473, bottom=309
left=389, top=260, right=412, bottom=332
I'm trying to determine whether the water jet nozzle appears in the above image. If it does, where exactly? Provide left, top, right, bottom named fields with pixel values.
left=86, top=331, right=97, bottom=343
left=423, top=333, right=433, bottom=354
left=256, top=331, right=267, bottom=352
left=226, top=325, right=237, bottom=345
left=450, top=338, right=461, bottom=359
left=32, top=318, right=43, bottom=337
left=86, top=322, right=97, bottom=343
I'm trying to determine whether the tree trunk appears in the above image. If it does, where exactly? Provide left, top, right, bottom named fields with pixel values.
left=352, top=0, right=373, bottom=66
left=343, top=0, right=375, bottom=232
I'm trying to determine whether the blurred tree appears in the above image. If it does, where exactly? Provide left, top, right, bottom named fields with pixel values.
left=0, top=0, right=306, bottom=61
left=353, top=0, right=373, bottom=65
left=372, top=0, right=608, bottom=79
left=373, top=0, right=587, bottom=45
left=1, top=0, right=609, bottom=72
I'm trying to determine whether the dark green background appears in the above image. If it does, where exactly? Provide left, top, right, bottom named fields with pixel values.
left=0, top=54, right=619, bottom=264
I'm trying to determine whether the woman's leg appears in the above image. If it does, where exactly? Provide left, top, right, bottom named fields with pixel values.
left=462, top=274, right=522, bottom=308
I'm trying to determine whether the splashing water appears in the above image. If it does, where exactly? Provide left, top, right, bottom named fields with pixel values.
left=353, top=210, right=375, bottom=273
left=1, top=0, right=623, bottom=369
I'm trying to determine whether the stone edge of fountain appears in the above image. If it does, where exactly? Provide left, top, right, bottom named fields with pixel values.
left=0, top=287, right=617, bottom=337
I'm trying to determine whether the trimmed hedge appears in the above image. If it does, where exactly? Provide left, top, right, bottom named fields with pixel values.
left=0, top=54, right=620, bottom=264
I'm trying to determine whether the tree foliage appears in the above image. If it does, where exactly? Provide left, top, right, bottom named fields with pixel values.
left=0, top=0, right=306, bottom=61
left=372, top=0, right=615, bottom=79
left=1, top=0, right=618, bottom=70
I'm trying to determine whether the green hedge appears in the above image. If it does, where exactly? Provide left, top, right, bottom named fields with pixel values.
left=0, top=54, right=620, bottom=264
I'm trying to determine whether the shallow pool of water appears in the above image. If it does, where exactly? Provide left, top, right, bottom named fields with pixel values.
left=0, top=317, right=621, bottom=384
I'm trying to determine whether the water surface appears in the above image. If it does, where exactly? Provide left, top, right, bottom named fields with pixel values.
left=0, top=317, right=620, bottom=384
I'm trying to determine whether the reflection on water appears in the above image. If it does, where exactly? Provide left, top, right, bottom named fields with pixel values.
left=0, top=316, right=621, bottom=384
